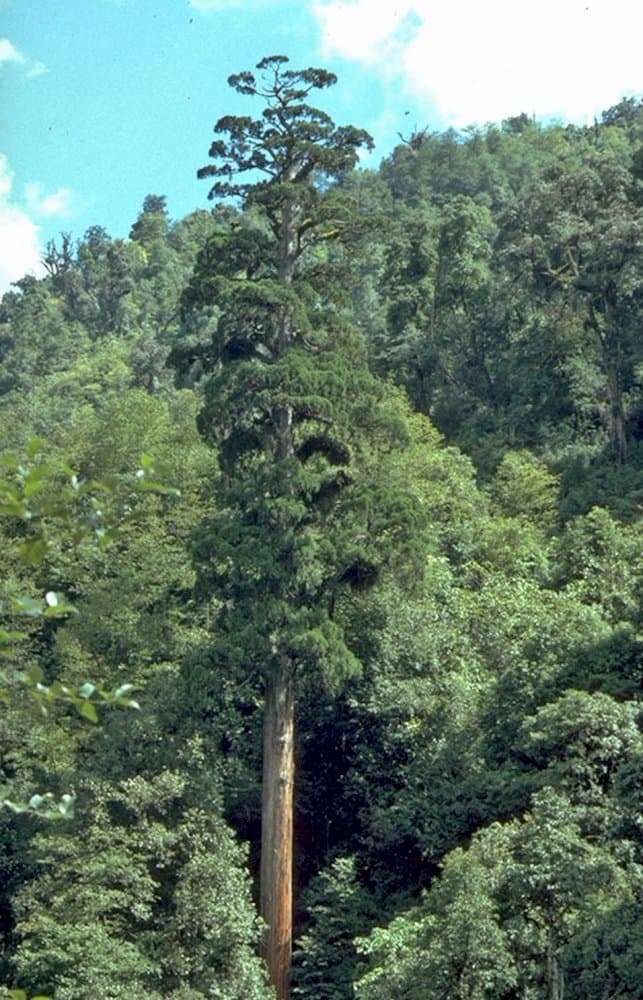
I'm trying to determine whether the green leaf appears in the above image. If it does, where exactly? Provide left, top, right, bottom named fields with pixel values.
left=136, top=479, right=181, bottom=495
left=76, top=699, right=99, bottom=723
left=91, top=478, right=116, bottom=494
left=119, top=697, right=140, bottom=710
left=23, top=464, right=52, bottom=497
left=78, top=682, right=96, bottom=699
left=18, top=538, right=48, bottom=566
left=0, top=496, right=27, bottom=518
left=70, top=478, right=96, bottom=497
left=27, top=664, right=45, bottom=685
left=2, top=800, right=26, bottom=814
left=23, top=479, right=45, bottom=498
left=11, top=596, right=44, bottom=616
left=113, top=683, right=136, bottom=698
left=96, top=525, right=121, bottom=546
left=43, top=598, right=78, bottom=618
left=26, top=437, right=46, bottom=458
left=0, top=627, right=26, bottom=644
left=58, top=793, right=76, bottom=817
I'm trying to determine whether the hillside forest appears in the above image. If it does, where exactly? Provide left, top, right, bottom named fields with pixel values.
left=0, top=57, right=642, bottom=1000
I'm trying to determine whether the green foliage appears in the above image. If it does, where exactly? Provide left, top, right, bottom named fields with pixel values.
left=11, top=770, right=273, bottom=999
left=370, top=101, right=643, bottom=509
left=1, top=79, right=641, bottom=1000
left=355, top=826, right=519, bottom=1000
left=293, top=856, right=378, bottom=998
left=184, top=55, right=428, bottom=707
left=488, top=449, right=560, bottom=530
left=356, top=790, right=640, bottom=1000
left=517, top=690, right=642, bottom=806
left=0, top=440, right=178, bottom=723
left=554, top=506, right=643, bottom=624
left=198, top=56, right=373, bottom=207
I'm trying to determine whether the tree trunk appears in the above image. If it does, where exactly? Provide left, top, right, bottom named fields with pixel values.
left=260, top=658, right=295, bottom=999
left=606, top=362, right=628, bottom=465
left=588, top=299, right=628, bottom=465
left=546, top=926, right=565, bottom=1000
left=260, top=181, right=298, bottom=997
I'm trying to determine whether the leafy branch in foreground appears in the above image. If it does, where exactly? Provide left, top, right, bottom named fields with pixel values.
left=4, top=988, right=51, bottom=1000
left=0, top=440, right=179, bottom=817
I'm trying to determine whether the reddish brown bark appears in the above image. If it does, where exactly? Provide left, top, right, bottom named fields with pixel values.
left=260, top=659, right=295, bottom=999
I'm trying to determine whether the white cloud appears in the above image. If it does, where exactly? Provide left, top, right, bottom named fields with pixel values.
left=25, top=182, right=73, bottom=219
left=0, top=156, right=44, bottom=295
left=26, top=60, right=48, bottom=79
left=314, top=3, right=418, bottom=64
left=0, top=36, right=47, bottom=78
left=0, top=37, right=26, bottom=67
left=314, top=0, right=643, bottom=126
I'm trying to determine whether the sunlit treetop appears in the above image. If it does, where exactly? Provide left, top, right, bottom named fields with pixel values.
left=197, top=54, right=374, bottom=203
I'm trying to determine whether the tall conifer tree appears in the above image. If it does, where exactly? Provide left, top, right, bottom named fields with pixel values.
left=186, top=56, right=395, bottom=997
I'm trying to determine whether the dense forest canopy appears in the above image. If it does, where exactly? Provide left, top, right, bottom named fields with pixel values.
left=0, top=58, right=641, bottom=1000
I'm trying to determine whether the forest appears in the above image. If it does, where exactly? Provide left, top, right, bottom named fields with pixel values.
left=0, top=56, right=642, bottom=1000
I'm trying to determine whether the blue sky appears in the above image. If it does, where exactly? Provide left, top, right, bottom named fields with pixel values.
left=1, top=0, right=642, bottom=292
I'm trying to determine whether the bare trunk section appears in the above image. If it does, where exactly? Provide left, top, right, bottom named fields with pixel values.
left=546, top=928, right=565, bottom=1000
left=278, top=179, right=298, bottom=286
left=606, top=363, right=628, bottom=465
left=262, top=181, right=298, bottom=999
left=260, top=659, right=295, bottom=999
left=588, top=299, right=628, bottom=465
